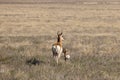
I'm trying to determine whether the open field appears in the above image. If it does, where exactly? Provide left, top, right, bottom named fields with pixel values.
left=0, top=2, right=120, bottom=80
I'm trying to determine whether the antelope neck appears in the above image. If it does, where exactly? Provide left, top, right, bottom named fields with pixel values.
left=57, top=37, right=62, bottom=47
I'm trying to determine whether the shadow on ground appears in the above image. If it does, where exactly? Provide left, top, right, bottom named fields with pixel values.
left=26, top=57, right=45, bottom=66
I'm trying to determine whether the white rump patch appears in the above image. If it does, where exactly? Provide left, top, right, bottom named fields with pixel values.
left=52, top=45, right=63, bottom=57
left=66, top=55, right=70, bottom=59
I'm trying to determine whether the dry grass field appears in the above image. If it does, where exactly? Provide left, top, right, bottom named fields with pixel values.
left=0, top=1, right=120, bottom=80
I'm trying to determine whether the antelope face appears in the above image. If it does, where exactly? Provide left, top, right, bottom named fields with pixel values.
left=60, top=35, right=64, bottom=41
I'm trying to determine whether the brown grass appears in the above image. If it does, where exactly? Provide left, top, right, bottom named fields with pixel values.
left=0, top=2, right=120, bottom=80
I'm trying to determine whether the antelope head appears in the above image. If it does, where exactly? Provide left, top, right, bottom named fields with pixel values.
left=57, top=31, right=64, bottom=42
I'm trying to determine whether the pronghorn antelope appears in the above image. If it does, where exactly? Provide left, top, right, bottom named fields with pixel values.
left=63, top=48, right=70, bottom=61
left=52, top=32, right=64, bottom=64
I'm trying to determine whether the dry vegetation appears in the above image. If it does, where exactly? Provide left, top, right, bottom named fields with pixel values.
left=0, top=2, right=120, bottom=80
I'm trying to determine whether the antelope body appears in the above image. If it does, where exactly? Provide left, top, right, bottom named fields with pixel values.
left=63, top=48, right=68, bottom=61
left=52, top=32, right=64, bottom=64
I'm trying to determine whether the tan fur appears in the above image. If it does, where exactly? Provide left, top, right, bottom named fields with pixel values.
left=53, top=42, right=62, bottom=47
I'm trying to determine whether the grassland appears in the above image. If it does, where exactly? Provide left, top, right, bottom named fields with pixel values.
left=0, top=2, right=120, bottom=80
